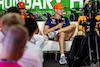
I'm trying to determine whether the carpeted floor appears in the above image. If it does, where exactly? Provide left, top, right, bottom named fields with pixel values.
left=43, top=53, right=69, bottom=67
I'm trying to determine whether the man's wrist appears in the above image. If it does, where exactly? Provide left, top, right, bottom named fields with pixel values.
left=54, top=27, right=56, bottom=30
left=54, top=26, right=58, bottom=30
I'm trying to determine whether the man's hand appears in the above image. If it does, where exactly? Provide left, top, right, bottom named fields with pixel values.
left=55, top=23, right=63, bottom=29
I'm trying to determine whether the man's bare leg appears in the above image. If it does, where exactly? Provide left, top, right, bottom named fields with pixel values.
left=46, top=24, right=76, bottom=39
left=59, top=32, right=65, bottom=54
left=77, top=31, right=85, bottom=35
left=58, top=32, right=67, bottom=64
left=57, top=24, right=76, bottom=33
left=65, top=28, right=75, bottom=40
left=54, top=34, right=59, bottom=41
left=54, top=32, right=65, bottom=54
left=53, top=28, right=75, bottom=64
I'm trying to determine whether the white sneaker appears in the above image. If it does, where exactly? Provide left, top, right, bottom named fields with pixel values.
left=59, top=56, right=67, bottom=64
left=47, top=31, right=58, bottom=38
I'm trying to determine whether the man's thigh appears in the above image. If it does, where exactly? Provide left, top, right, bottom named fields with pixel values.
left=54, top=34, right=59, bottom=41
left=77, top=31, right=85, bottom=36
left=64, top=32, right=73, bottom=40
left=54, top=32, right=67, bottom=41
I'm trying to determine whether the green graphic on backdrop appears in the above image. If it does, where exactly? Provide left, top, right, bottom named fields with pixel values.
left=0, top=0, right=71, bottom=18
left=0, top=0, right=90, bottom=18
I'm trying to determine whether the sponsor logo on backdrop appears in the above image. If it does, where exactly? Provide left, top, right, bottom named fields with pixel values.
left=0, top=0, right=84, bottom=9
left=70, top=0, right=83, bottom=9
left=56, top=0, right=61, bottom=3
left=0, top=0, right=62, bottom=9
left=0, top=0, right=84, bottom=18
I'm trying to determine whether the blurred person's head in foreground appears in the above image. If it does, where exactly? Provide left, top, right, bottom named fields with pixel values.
left=24, top=17, right=38, bottom=39
left=1, top=13, right=25, bottom=34
left=7, top=7, right=21, bottom=15
left=0, top=25, right=28, bottom=61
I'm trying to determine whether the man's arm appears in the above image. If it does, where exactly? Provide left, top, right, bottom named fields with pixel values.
left=78, top=25, right=83, bottom=31
left=77, top=23, right=86, bottom=35
left=57, top=18, right=76, bottom=33
left=77, top=16, right=85, bottom=35
left=43, top=23, right=63, bottom=35
left=57, top=24, right=76, bottom=33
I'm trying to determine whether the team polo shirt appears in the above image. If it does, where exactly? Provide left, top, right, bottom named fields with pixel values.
left=24, top=13, right=34, bottom=19
left=78, top=16, right=100, bottom=30
left=45, top=16, right=70, bottom=31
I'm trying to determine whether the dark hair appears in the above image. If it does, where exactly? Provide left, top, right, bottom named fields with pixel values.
left=25, top=17, right=38, bottom=37
left=7, top=7, right=21, bottom=15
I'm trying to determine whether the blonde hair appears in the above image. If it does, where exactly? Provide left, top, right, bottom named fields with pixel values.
left=1, top=13, right=25, bottom=34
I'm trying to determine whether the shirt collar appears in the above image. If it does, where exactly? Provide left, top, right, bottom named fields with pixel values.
left=53, top=15, right=63, bottom=20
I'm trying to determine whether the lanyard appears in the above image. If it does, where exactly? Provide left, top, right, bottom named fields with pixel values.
left=0, top=59, right=16, bottom=63
left=57, top=19, right=59, bottom=24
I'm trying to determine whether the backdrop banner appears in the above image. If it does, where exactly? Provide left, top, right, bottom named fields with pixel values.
left=0, top=0, right=86, bottom=18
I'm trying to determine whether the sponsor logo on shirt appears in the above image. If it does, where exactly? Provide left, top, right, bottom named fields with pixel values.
left=62, top=21, right=66, bottom=24
left=61, top=18, right=65, bottom=20
left=51, top=19, right=56, bottom=24
left=61, top=18, right=66, bottom=24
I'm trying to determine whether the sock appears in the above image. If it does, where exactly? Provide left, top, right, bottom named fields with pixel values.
left=47, top=31, right=58, bottom=38
left=53, top=31, right=58, bottom=36
left=60, top=54, right=65, bottom=58
left=55, top=31, right=58, bottom=35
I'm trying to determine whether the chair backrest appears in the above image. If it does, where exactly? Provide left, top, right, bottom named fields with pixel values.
left=37, top=21, right=46, bottom=35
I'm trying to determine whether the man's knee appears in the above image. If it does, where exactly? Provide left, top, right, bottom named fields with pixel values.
left=77, top=31, right=85, bottom=35
left=59, top=32, right=65, bottom=38
left=71, top=24, right=76, bottom=29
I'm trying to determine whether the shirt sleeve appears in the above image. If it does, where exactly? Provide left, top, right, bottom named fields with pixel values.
left=78, top=16, right=82, bottom=26
left=30, top=15, right=34, bottom=18
left=45, top=18, right=51, bottom=26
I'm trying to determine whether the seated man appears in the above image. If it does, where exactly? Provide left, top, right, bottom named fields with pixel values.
left=77, top=16, right=88, bottom=35
left=77, top=1, right=90, bottom=35
left=17, top=2, right=34, bottom=19
left=43, top=3, right=76, bottom=64
left=0, top=25, right=28, bottom=67
left=17, top=2, right=39, bottom=34
left=77, top=1, right=100, bottom=36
